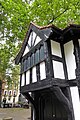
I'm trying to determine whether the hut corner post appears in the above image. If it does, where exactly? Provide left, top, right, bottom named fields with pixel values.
left=50, top=86, right=74, bottom=120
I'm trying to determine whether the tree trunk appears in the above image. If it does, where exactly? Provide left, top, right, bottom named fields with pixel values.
left=0, top=80, right=2, bottom=107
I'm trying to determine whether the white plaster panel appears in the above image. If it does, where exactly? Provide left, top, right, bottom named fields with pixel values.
left=32, top=31, right=37, bottom=45
left=78, top=39, right=80, bottom=46
left=32, top=66, right=37, bottom=83
left=28, top=32, right=32, bottom=46
left=40, top=62, right=46, bottom=80
left=28, top=31, right=37, bottom=46
left=23, top=46, right=29, bottom=56
left=52, top=60, right=65, bottom=79
left=34, top=36, right=41, bottom=46
left=21, top=73, right=25, bottom=86
left=51, top=40, right=62, bottom=57
left=70, top=87, right=80, bottom=120
left=23, top=31, right=42, bottom=57
left=64, top=41, right=76, bottom=79
left=26, top=70, right=30, bottom=85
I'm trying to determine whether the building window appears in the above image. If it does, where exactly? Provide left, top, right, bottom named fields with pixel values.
left=24, top=59, right=27, bottom=71
left=21, top=45, right=45, bottom=73
left=40, top=46, right=45, bottom=60
left=31, top=54, right=34, bottom=67
left=35, top=50, right=39, bottom=64
left=27, top=57, right=30, bottom=68
left=4, top=90, right=7, bottom=96
left=9, top=90, right=12, bottom=96
left=13, top=90, right=17, bottom=97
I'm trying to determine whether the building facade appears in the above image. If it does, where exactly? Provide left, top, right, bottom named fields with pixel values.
left=15, top=22, right=80, bottom=120
left=1, top=80, right=19, bottom=106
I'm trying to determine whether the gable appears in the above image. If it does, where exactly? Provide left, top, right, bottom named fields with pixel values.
left=23, top=31, right=42, bottom=57
left=15, top=23, right=52, bottom=64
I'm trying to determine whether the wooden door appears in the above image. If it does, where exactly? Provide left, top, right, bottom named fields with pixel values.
left=40, top=93, right=68, bottom=120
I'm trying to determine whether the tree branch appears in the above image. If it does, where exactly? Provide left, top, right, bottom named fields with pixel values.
left=48, top=8, right=68, bottom=24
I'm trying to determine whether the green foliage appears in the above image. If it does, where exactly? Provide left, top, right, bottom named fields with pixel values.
left=31, top=0, right=80, bottom=27
left=0, top=0, right=80, bottom=82
left=6, top=65, right=19, bottom=90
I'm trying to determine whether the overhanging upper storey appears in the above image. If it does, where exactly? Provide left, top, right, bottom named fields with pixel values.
left=15, top=22, right=80, bottom=93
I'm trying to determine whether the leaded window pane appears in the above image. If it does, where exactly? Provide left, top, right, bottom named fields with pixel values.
left=35, top=50, right=39, bottom=64
left=24, top=59, right=27, bottom=71
left=31, top=54, right=34, bottom=67
left=40, top=46, right=44, bottom=60
left=27, top=57, right=30, bottom=68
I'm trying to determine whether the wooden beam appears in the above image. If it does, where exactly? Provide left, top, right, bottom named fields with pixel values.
left=21, top=79, right=52, bottom=92
left=21, top=78, right=67, bottom=92
left=21, top=78, right=77, bottom=93
left=22, top=92, right=39, bottom=120
left=31, top=25, right=51, bottom=41
left=22, top=92, right=36, bottom=110
left=52, top=55, right=63, bottom=62
left=68, top=79, right=77, bottom=86
left=44, top=40, right=54, bottom=78
left=60, top=41, right=68, bottom=79
left=73, top=39, right=80, bottom=97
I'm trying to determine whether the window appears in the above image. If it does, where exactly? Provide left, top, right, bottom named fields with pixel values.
left=24, top=59, right=27, bottom=71
left=21, top=45, right=45, bottom=73
left=9, top=90, right=12, bottom=96
left=13, top=90, right=17, bottom=97
left=40, top=46, right=45, bottom=60
left=21, top=62, right=24, bottom=72
left=35, top=50, right=39, bottom=64
left=31, top=54, right=34, bottom=66
left=27, top=57, right=30, bottom=68
left=4, top=90, right=7, bottom=96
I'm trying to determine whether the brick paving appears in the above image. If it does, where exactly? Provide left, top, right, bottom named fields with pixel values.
left=0, top=108, right=31, bottom=120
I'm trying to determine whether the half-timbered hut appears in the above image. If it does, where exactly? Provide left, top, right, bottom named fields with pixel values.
left=15, top=22, right=80, bottom=120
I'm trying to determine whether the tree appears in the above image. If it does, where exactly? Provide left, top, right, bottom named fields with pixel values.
left=31, top=0, right=80, bottom=27
left=0, top=0, right=80, bottom=104
left=0, top=0, right=80, bottom=44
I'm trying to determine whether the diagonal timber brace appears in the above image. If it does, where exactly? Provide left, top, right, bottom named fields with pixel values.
left=23, top=92, right=38, bottom=120
left=22, top=92, right=36, bottom=110
left=50, top=86, right=74, bottom=120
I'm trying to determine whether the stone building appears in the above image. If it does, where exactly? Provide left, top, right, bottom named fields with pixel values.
left=1, top=80, right=19, bottom=106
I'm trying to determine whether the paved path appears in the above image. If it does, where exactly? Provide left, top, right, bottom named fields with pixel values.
left=0, top=108, right=31, bottom=120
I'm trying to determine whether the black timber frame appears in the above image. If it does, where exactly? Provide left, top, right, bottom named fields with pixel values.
left=15, top=23, right=80, bottom=120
